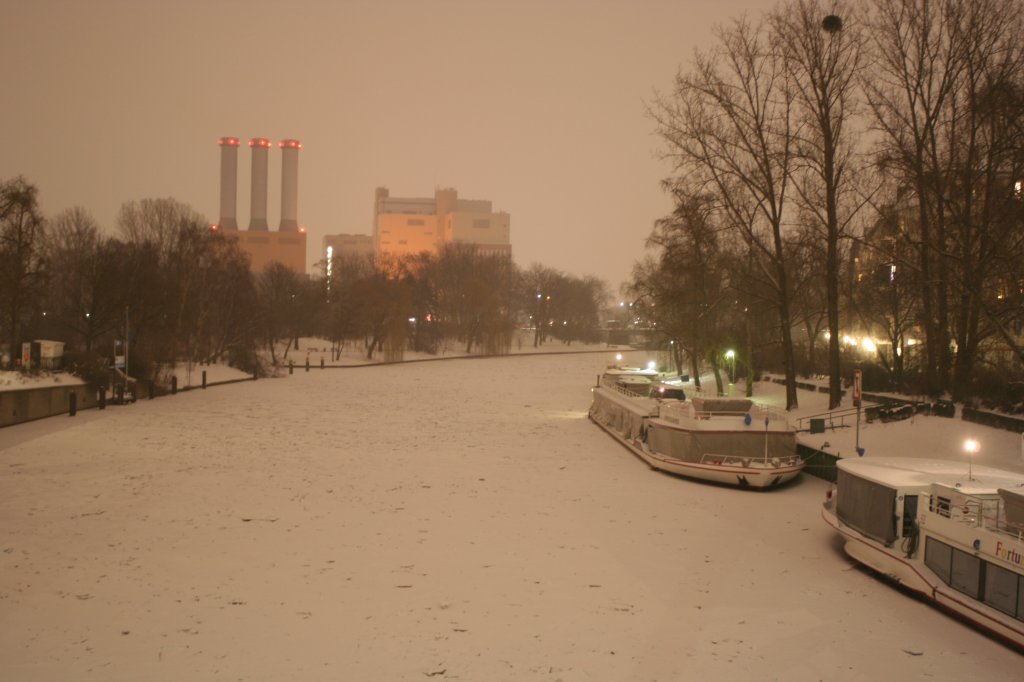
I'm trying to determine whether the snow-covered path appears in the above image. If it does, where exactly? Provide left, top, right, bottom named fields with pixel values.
left=1, top=352, right=1020, bottom=681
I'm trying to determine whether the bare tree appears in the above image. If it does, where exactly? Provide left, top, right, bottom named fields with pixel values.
left=651, top=16, right=801, bottom=408
left=0, top=177, right=47, bottom=369
left=42, top=207, right=126, bottom=353
left=773, top=0, right=867, bottom=407
left=865, top=0, right=963, bottom=395
left=866, top=0, right=1024, bottom=397
left=943, top=1, right=1024, bottom=396
left=630, top=190, right=733, bottom=392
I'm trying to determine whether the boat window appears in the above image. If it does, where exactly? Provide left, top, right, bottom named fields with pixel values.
left=950, top=548, right=981, bottom=599
left=1019, top=575, right=1024, bottom=622
left=934, top=496, right=951, bottom=518
left=837, top=470, right=898, bottom=545
left=984, top=562, right=1020, bottom=618
left=924, top=537, right=952, bottom=584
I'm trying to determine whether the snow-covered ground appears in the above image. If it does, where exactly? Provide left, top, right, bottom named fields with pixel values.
left=1, top=350, right=1022, bottom=681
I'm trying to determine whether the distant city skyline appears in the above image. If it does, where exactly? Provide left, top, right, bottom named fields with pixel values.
left=1, top=0, right=767, bottom=288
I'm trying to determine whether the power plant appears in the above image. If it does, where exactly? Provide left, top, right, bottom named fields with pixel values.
left=215, top=136, right=306, bottom=274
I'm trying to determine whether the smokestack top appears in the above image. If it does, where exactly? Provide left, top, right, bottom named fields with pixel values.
left=280, top=139, right=302, bottom=149
left=219, top=137, right=240, bottom=146
left=249, top=138, right=272, bottom=148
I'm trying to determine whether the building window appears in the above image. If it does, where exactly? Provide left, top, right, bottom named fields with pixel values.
left=473, top=218, right=489, bottom=229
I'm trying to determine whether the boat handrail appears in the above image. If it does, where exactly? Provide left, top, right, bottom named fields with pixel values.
left=928, top=491, right=1024, bottom=541
left=659, top=401, right=791, bottom=425
left=599, top=375, right=651, bottom=398
left=598, top=375, right=792, bottom=426
left=699, top=453, right=749, bottom=466
left=697, top=452, right=801, bottom=467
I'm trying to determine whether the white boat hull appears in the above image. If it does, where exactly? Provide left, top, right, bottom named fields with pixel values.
left=823, top=501, right=1024, bottom=650
left=590, top=411, right=803, bottom=489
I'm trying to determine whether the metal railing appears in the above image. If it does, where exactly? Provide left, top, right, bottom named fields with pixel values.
left=930, top=493, right=1024, bottom=540
left=796, top=406, right=861, bottom=431
left=697, top=452, right=802, bottom=467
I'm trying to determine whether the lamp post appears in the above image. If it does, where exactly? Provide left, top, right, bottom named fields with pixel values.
left=725, top=349, right=736, bottom=384
left=964, top=438, right=979, bottom=482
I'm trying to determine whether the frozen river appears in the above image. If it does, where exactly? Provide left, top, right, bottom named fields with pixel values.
left=1, top=351, right=1021, bottom=680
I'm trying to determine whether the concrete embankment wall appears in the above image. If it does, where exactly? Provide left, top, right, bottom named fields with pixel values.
left=0, top=384, right=97, bottom=428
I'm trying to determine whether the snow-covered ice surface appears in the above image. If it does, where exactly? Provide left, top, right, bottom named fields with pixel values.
left=1, top=351, right=1022, bottom=681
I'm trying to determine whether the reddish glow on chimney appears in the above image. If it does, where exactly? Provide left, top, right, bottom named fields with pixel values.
left=279, top=139, right=302, bottom=149
left=218, top=137, right=240, bottom=146
left=248, top=138, right=271, bottom=148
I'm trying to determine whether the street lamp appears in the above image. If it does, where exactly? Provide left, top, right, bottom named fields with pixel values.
left=964, top=438, right=979, bottom=481
left=725, top=349, right=736, bottom=383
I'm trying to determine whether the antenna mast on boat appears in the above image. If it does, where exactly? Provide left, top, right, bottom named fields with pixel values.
left=764, top=415, right=769, bottom=462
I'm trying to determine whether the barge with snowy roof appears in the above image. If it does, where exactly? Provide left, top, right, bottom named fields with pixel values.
left=823, top=457, right=1024, bottom=649
left=588, top=367, right=803, bottom=489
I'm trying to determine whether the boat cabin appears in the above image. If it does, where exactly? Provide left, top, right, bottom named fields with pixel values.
left=834, top=458, right=1024, bottom=629
left=649, top=381, right=686, bottom=401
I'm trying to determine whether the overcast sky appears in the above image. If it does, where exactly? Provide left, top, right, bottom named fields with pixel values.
left=2, top=0, right=767, bottom=290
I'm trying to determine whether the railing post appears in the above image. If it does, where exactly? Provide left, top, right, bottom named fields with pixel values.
left=68, top=391, right=77, bottom=417
left=202, top=370, right=207, bottom=389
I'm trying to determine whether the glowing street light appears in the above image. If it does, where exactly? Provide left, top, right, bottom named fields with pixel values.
left=964, top=438, right=979, bottom=481
left=725, top=349, right=736, bottom=383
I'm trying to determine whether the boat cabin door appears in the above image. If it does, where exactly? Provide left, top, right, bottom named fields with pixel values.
left=900, top=495, right=918, bottom=536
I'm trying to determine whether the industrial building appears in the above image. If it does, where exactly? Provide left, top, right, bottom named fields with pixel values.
left=319, top=187, right=511, bottom=280
left=214, top=137, right=307, bottom=274
left=372, top=187, right=511, bottom=262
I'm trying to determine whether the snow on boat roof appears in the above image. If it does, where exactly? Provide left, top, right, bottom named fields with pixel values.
left=837, top=457, right=1024, bottom=494
left=603, top=367, right=658, bottom=377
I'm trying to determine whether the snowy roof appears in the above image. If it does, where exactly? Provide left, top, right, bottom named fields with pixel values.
left=837, top=456, right=1024, bottom=494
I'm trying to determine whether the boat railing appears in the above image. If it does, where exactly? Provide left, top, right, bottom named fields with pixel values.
left=929, top=492, right=1024, bottom=541
left=698, top=453, right=800, bottom=467
left=658, top=401, right=792, bottom=430
left=599, top=375, right=652, bottom=398
left=598, top=375, right=792, bottom=429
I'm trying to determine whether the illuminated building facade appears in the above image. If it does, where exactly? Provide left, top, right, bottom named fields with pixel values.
left=373, top=187, right=511, bottom=262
